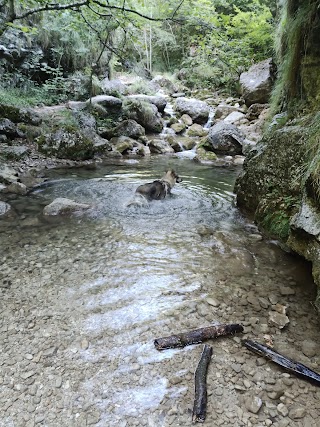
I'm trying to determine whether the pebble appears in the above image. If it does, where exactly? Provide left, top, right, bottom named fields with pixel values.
left=301, top=340, right=317, bottom=357
left=280, top=286, right=296, bottom=296
left=288, top=406, right=306, bottom=419
left=268, top=311, right=290, bottom=329
left=277, top=403, right=289, bottom=416
left=245, top=395, right=263, bottom=414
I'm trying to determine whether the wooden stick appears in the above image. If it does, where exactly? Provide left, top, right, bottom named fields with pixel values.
left=192, top=344, right=213, bottom=423
left=243, top=339, right=320, bottom=387
left=154, top=323, right=243, bottom=350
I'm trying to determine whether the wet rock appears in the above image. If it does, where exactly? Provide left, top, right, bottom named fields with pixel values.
left=195, top=146, right=218, bottom=163
left=43, top=198, right=91, bottom=216
left=110, top=136, right=135, bottom=154
left=180, top=137, right=196, bottom=150
left=268, top=311, right=290, bottom=329
left=234, top=155, right=245, bottom=165
left=301, top=340, right=317, bottom=357
left=175, top=97, right=210, bottom=124
left=244, top=395, right=262, bottom=414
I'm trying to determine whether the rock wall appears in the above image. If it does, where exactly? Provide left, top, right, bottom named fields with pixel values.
left=235, top=0, right=320, bottom=309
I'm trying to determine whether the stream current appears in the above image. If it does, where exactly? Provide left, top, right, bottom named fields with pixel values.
left=0, top=156, right=319, bottom=426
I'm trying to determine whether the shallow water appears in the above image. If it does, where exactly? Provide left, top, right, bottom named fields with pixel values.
left=0, top=156, right=319, bottom=427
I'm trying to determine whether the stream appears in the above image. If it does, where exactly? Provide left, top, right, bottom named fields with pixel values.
left=0, top=156, right=319, bottom=427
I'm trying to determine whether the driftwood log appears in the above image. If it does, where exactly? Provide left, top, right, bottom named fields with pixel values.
left=192, top=344, right=213, bottom=423
left=154, top=323, right=243, bottom=350
left=243, top=339, right=320, bottom=387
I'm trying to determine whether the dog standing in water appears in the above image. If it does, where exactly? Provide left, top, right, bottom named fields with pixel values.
left=126, top=170, right=182, bottom=207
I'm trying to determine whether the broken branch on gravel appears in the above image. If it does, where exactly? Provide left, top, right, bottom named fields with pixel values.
left=154, top=323, right=244, bottom=350
left=243, top=339, right=320, bottom=387
left=192, top=344, right=213, bottom=423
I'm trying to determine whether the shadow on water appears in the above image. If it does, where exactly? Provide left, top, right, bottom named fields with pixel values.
left=0, top=156, right=318, bottom=426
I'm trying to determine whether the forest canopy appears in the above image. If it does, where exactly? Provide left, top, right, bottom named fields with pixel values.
left=0, top=0, right=277, bottom=103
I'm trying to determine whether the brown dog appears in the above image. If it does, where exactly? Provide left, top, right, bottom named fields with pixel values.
left=127, top=170, right=182, bottom=207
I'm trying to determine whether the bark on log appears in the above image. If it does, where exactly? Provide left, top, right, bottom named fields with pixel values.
left=192, top=344, right=213, bottom=423
left=243, top=339, right=320, bottom=387
left=154, top=323, right=243, bottom=350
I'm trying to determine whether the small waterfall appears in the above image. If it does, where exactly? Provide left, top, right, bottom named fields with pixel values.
left=203, top=107, right=215, bottom=129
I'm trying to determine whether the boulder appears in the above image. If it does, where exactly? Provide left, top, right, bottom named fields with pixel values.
left=175, top=97, right=210, bottom=124
left=180, top=114, right=193, bottom=126
left=206, top=122, right=245, bottom=155
left=151, top=75, right=179, bottom=94
left=224, top=111, right=246, bottom=125
left=43, top=198, right=91, bottom=216
left=170, top=122, right=186, bottom=134
left=87, top=95, right=122, bottom=109
left=126, top=94, right=167, bottom=112
left=246, top=103, right=269, bottom=121
left=100, top=78, right=127, bottom=96
left=0, top=104, right=42, bottom=125
left=214, top=104, right=239, bottom=119
left=240, top=58, right=275, bottom=106
left=0, top=118, right=24, bottom=139
left=0, top=164, right=19, bottom=184
left=1, top=144, right=30, bottom=160
left=100, top=119, right=145, bottom=140
left=187, top=123, right=207, bottom=137
left=4, top=182, right=28, bottom=195
left=110, top=136, right=135, bottom=154
left=148, top=138, right=174, bottom=154
left=122, top=98, right=163, bottom=133
left=195, top=146, right=218, bottom=163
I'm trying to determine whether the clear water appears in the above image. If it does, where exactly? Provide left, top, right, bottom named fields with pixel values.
left=0, top=156, right=318, bottom=426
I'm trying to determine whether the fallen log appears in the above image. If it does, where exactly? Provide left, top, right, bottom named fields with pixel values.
left=154, top=323, right=243, bottom=350
left=243, top=339, right=320, bottom=387
left=192, top=344, right=213, bottom=423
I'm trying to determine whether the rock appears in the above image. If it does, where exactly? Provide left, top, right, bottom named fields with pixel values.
left=0, top=164, right=19, bottom=184
left=167, top=136, right=183, bottom=152
left=274, top=303, right=288, bottom=315
left=186, top=123, right=207, bottom=137
left=195, top=146, right=218, bottom=163
left=151, top=75, right=179, bottom=94
left=268, top=311, right=290, bottom=329
left=234, top=155, right=245, bottom=165
left=0, top=104, right=42, bottom=125
left=43, top=198, right=91, bottom=216
left=180, top=114, right=193, bottom=126
left=224, top=111, right=246, bottom=125
left=0, top=144, right=30, bottom=160
left=148, top=138, right=174, bottom=154
left=245, top=395, right=263, bottom=414
left=0, top=118, right=22, bottom=138
left=279, top=286, right=295, bottom=296
left=288, top=406, right=306, bottom=419
left=122, top=98, right=163, bottom=133
left=4, top=182, right=27, bottom=195
left=0, top=201, right=12, bottom=217
left=180, top=137, right=197, bottom=150
left=206, top=122, right=245, bottom=155
left=246, top=103, right=269, bottom=121
left=301, top=340, right=317, bottom=357
left=100, top=78, right=127, bottom=96
left=206, top=297, right=220, bottom=307
left=170, top=122, right=186, bottom=134
left=175, top=97, right=210, bottom=124
left=100, top=119, right=145, bottom=139
left=126, top=94, right=167, bottom=112
left=240, top=58, right=275, bottom=106
left=86, top=95, right=122, bottom=109
left=277, top=403, right=289, bottom=417
left=110, top=136, right=135, bottom=154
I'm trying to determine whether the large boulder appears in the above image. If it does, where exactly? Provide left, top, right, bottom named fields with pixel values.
left=43, top=198, right=91, bottom=216
left=100, top=78, right=128, bottom=96
left=240, top=58, right=275, bottom=106
left=86, top=95, right=122, bottom=109
left=206, top=122, right=245, bottom=155
left=148, top=138, right=174, bottom=154
left=100, top=119, right=145, bottom=140
left=122, top=98, right=163, bottom=133
left=125, top=94, right=167, bottom=112
left=175, top=97, right=210, bottom=124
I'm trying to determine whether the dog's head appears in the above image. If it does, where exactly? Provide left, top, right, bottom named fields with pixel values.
left=162, top=170, right=182, bottom=186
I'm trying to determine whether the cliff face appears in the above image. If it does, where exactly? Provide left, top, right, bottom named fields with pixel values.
left=235, top=0, right=320, bottom=309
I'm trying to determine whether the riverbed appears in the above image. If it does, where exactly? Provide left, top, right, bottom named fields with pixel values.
left=0, top=156, right=319, bottom=426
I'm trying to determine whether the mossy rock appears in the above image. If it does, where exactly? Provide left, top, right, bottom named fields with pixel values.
left=36, top=129, right=95, bottom=160
left=195, top=146, right=217, bottom=161
left=122, top=98, right=163, bottom=133
left=0, top=104, right=41, bottom=125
